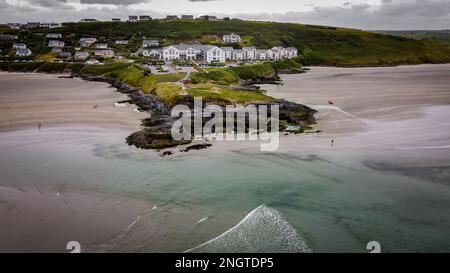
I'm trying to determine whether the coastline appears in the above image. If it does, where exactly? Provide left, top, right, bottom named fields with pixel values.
left=1, top=65, right=450, bottom=252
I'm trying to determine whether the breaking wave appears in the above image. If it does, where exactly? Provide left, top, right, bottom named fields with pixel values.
left=186, top=205, right=312, bottom=253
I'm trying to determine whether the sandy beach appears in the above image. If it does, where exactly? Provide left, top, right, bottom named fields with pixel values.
left=0, top=72, right=147, bottom=132
left=1, top=65, right=450, bottom=253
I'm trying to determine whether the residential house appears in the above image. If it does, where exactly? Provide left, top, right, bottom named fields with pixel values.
left=80, top=38, right=97, bottom=47
left=222, top=33, right=241, bottom=43
left=59, top=52, right=72, bottom=59
left=159, top=44, right=225, bottom=63
left=40, top=22, right=61, bottom=28
left=80, top=19, right=97, bottom=23
left=143, top=49, right=162, bottom=59
left=0, top=34, right=18, bottom=40
left=232, top=49, right=245, bottom=61
left=94, top=49, right=115, bottom=58
left=8, top=23, right=21, bottom=29
left=256, top=49, right=268, bottom=60
left=220, top=47, right=234, bottom=60
left=115, top=40, right=129, bottom=45
left=27, top=22, right=40, bottom=28
left=166, top=15, right=178, bottom=20
left=145, top=43, right=297, bottom=63
left=46, top=33, right=62, bottom=39
left=271, top=47, right=286, bottom=59
left=48, top=40, right=65, bottom=48
left=129, top=16, right=138, bottom=22
left=243, top=47, right=257, bottom=60
left=143, top=39, right=159, bottom=47
left=48, top=23, right=61, bottom=28
left=13, top=43, right=27, bottom=50
left=16, top=49, right=32, bottom=56
left=181, top=15, right=194, bottom=20
left=205, top=45, right=225, bottom=63
left=198, top=15, right=218, bottom=21
left=266, top=49, right=279, bottom=60
left=52, top=47, right=63, bottom=53
left=285, top=47, right=298, bottom=58
left=86, top=59, right=102, bottom=65
left=139, top=15, right=152, bottom=21
left=113, top=55, right=125, bottom=60
left=75, top=51, right=90, bottom=60
left=95, top=43, right=108, bottom=49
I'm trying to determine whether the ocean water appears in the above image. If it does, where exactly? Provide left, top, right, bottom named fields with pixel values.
left=1, top=124, right=449, bottom=253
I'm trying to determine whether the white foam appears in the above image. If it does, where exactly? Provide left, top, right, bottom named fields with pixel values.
left=114, top=103, right=128, bottom=107
left=185, top=205, right=312, bottom=253
left=197, top=217, right=209, bottom=224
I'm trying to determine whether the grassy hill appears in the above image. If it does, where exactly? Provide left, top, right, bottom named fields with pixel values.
left=373, top=30, right=450, bottom=44
left=2, top=19, right=450, bottom=66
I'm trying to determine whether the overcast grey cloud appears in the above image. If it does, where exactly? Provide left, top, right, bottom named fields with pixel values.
left=79, top=0, right=150, bottom=5
left=1, top=0, right=449, bottom=30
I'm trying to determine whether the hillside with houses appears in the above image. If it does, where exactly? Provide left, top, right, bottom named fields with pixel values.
left=1, top=17, right=450, bottom=66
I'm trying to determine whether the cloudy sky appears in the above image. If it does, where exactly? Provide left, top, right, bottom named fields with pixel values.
left=1, top=0, right=450, bottom=30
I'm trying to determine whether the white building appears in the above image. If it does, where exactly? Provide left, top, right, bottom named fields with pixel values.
left=46, top=33, right=62, bottom=39
left=160, top=44, right=225, bottom=63
left=232, top=49, right=245, bottom=61
left=145, top=43, right=297, bottom=63
left=256, top=49, right=268, bottom=60
left=220, top=47, right=234, bottom=60
left=13, top=43, right=27, bottom=50
left=48, top=40, right=65, bottom=48
left=41, top=22, right=61, bottom=28
left=80, top=38, right=97, bottom=47
left=222, top=33, right=241, bottom=43
left=95, top=43, right=108, bottom=49
left=243, top=47, right=257, bottom=60
left=94, top=49, right=115, bottom=58
left=16, top=49, right=32, bottom=56
left=8, top=23, right=21, bottom=29
left=285, top=47, right=298, bottom=58
left=115, top=40, right=129, bottom=45
left=75, top=51, right=90, bottom=60
left=0, top=34, right=18, bottom=40
left=129, top=16, right=138, bottom=22
left=205, top=46, right=226, bottom=63
left=143, top=39, right=159, bottom=47
left=143, top=49, right=162, bottom=59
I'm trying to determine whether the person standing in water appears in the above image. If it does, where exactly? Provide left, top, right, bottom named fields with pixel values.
left=331, top=139, right=334, bottom=148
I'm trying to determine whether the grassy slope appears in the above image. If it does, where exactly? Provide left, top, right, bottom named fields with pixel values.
left=52, top=20, right=450, bottom=65
left=79, top=63, right=184, bottom=93
left=190, top=58, right=301, bottom=85
left=186, top=83, right=273, bottom=103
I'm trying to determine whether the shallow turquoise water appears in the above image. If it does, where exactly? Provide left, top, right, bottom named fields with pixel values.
left=1, top=126, right=449, bottom=252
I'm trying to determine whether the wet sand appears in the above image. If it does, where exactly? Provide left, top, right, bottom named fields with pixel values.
left=0, top=72, right=147, bottom=132
left=0, top=73, right=151, bottom=252
left=261, top=64, right=450, bottom=134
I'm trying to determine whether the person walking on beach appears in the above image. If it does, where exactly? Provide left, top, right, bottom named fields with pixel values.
left=38, top=122, right=42, bottom=131
left=331, top=139, right=334, bottom=148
